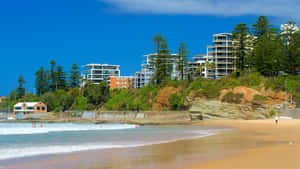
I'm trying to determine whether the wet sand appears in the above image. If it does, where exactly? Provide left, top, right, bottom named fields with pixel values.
left=2, top=120, right=298, bottom=169
left=189, top=119, right=300, bottom=169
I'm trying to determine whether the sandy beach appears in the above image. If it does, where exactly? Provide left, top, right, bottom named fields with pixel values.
left=1, top=119, right=300, bottom=169
left=189, top=119, right=300, bottom=169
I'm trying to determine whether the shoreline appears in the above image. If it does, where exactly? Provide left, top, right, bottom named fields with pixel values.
left=2, top=119, right=299, bottom=169
left=0, top=124, right=234, bottom=169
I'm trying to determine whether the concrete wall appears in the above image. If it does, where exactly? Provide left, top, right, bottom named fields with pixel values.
left=96, top=111, right=191, bottom=122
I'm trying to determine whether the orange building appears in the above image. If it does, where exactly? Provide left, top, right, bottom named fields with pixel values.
left=109, top=76, right=134, bottom=90
left=13, top=102, right=47, bottom=115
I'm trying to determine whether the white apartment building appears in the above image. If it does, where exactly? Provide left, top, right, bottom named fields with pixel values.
left=189, top=54, right=214, bottom=78
left=134, top=53, right=179, bottom=88
left=207, top=33, right=236, bottom=79
left=82, top=63, right=120, bottom=86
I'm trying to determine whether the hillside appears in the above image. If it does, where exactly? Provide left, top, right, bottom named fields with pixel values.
left=104, top=73, right=300, bottom=117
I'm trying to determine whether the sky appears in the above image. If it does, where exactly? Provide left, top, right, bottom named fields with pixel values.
left=0, top=0, right=298, bottom=96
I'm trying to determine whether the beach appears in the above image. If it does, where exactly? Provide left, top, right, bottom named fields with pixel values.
left=1, top=119, right=300, bottom=169
left=189, top=119, right=300, bottom=169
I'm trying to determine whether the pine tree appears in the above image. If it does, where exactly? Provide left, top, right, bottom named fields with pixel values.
left=177, top=43, right=189, bottom=80
left=56, top=66, right=67, bottom=90
left=35, top=67, right=49, bottom=96
left=252, top=16, right=278, bottom=39
left=69, top=62, right=80, bottom=88
left=250, top=16, right=279, bottom=76
left=252, top=33, right=274, bottom=76
left=232, top=23, right=250, bottom=71
left=281, top=21, right=300, bottom=74
left=150, top=33, right=172, bottom=84
left=16, top=75, right=26, bottom=99
left=271, top=35, right=285, bottom=75
left=50, top=60, right=57, bottom=91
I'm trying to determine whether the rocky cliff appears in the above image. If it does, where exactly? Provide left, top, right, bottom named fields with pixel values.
left=189, top=99, right=286, bottom=120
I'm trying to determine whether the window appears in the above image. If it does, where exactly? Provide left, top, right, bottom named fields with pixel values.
left=42, top=106, right=45, bottom=111
left=37, top=106, right=40, bottom=110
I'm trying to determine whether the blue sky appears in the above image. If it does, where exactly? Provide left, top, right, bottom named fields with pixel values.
left=0, top=0, right=298, bottom=96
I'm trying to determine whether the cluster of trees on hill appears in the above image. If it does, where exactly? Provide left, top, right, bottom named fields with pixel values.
left=150, top=16, right=299, bottom=83
left=0, top=61, right=110, bottom=112
left=0, top=16, right=299, bottom=112
left=233, top=16, right=299, bottom=76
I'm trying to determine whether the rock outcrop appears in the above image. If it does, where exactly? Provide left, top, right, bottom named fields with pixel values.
left=190, top=100, right=274, bottom=120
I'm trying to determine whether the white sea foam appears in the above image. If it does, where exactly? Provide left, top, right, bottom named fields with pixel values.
left=0, top=131, right=216, bottom=160
left=0, top=123, right=137, bottom=135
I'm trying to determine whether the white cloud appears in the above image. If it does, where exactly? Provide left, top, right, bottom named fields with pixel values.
left=100, top=0, right=299, bottom=20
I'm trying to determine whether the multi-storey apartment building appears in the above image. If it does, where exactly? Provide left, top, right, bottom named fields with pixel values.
left=189, top=54, right=214, bottom=78
left=133, top=71, right=154, bottom=88
left=109, top=76, right=134, bottom=90
left=134, top=53, right=179, bottom=88
left=207, top=33, right=236, bottom=79
left=82, top=64, right=120, bottom=86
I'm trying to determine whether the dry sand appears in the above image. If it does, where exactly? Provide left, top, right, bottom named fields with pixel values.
left=189, top=119, right=300, bottom=169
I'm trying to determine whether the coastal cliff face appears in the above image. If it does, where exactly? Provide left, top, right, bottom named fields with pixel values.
left=189, top=100, right=279, bottom=120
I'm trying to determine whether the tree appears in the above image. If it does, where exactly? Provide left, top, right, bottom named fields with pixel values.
left=252, top=16, right=278, bottom=39
left=83, top=82, right=110, bottom=108
left=281, top=21, right=300, bottom=74
left=232, top=23, right=250, bottom=71
left=292, top=31, right=300, bottom=72
left=177, top=43, right=189, bottom=80
left=150, top=33, right=172, bottom=84
left=71, top=96, right=88, bottom=110
left=56, top=66, right=67, bottom=90
left=35, top=67, right=49, bottom=96
left=250, top=16, right=279, bottom=76
left=16, top=75, right=26, bottom=99
left=49, top=60, right=57, bottom=91
left=271, top=35, right=285, bottom=75
left=69, top=62, right=80, bottom=88
left=252, top=33, right=274, bottom=76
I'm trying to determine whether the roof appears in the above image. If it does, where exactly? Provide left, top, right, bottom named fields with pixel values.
left=14, top=102, right=41, bottom=107
left=83, top=63, right=120, bottom=67
left=213, top=33, right=232, bottom=37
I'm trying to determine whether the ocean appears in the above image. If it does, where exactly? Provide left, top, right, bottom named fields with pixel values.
left=0, top=123, right=224, bottom=162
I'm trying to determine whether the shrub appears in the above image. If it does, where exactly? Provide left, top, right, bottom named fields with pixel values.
left=253, top=94, right=268, bottom=101
left=168, top=93, right=185, bottom=110
left=269, top=110, right=276, bottom=117
left=222, top=92, right=244, bottom=104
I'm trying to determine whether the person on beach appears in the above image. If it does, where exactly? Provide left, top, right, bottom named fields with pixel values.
left=275, top=116, right=279, bottom=124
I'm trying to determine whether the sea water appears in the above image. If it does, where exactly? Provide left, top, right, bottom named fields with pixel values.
left=0, top=123, right=222, bottom=160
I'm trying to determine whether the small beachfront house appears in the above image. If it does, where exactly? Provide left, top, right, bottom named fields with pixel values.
left=13, top=102, right=47, bottom=115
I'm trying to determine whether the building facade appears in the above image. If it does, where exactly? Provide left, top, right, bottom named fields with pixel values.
left=134, top=53, right=180, bottom=88
left=207, top=33, right=236, bottom=79
left=189, top=54, right=214, bottom=78
left=82, top=64, right=120, bottom=86
left=13, top=102, right=47, bottom=115
left=134, top=71, right=154, bottom=88
left=109, top=76, right=134, bottom=90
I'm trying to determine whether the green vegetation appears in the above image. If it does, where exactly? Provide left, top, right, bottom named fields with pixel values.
left=253, top=94, right=268, bottom=102
left=222, top=92, right=244, bottom=104
left=169, top=92, right=185, bottom=110
left=269, top=110, right=276, bottom=117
